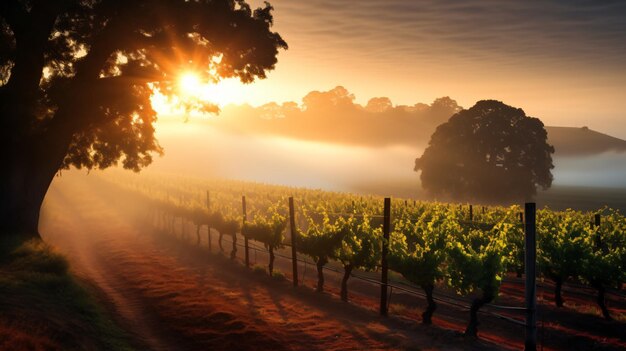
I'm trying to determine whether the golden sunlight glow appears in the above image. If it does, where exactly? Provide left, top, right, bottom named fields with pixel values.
left=201, top=79, right=246, bottom=106
left=152, top=74, right=256, bottom=118
left=178, top=72, right=203, bottom=97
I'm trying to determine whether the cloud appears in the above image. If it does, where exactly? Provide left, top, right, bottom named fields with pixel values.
left=257, top=0, right=626, bottom=68
left=237, top=0, right=626, bottom=139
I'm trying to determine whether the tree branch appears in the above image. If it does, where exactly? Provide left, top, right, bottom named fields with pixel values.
left=0, top=1, right=27, bottom=36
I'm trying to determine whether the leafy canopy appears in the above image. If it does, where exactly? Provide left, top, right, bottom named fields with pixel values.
left=415, top=100, right=554, bottom=203
left=0, top=0, right=287, bottom=171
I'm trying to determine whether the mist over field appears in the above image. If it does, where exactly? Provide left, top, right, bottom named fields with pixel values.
left=554, top=152, right=626, bottom=188
left=151, top=120, right=421, bottom=192
left=150, top=85, right=626, bottom=204
left=150, top=117, right=626, bottom=211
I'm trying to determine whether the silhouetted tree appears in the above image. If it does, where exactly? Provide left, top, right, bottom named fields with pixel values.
left=365, top=97, right=392, bottom=113
left=302, top=86, right=355, bottom=112
left=427, top=96, right=462, bottom=125
left=415, top=100, right=554, bottom=203
left=0, top=0, right=287, bottom=240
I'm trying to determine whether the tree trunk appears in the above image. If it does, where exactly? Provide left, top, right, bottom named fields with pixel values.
left=340, top=264, right=353, bottom=302
left=316, top=259, right=326, bottom=293
left=230, top=232, right=237, bottom=260
left=1, top=91, right=133, bottom=246
left=465, top=290, right=494, bottom=337
left=0, top=180, right=43, bottom=240
left=0, top=151, right=62, bottom=241
left=0, top=81, right=80, bottom=242
left=421, top=284, right=437, bottom=324
left=218, top=233, right=224, bottom=251
left=554, top=277, right=564, bottom=307
left=268, top=246, right=275, bottom=276
left=594, top=282, right=612, bottom=320
left=196, top=224, right=201, bottom=246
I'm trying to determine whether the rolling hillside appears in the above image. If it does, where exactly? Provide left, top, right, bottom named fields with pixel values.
left=546, top=126, right=626, bottom=156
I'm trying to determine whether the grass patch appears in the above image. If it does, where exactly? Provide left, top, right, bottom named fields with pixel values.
left=0, top=238, right=134, bottom=351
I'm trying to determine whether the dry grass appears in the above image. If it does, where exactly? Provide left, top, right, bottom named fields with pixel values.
left=0, top=238, right=133, bottom=351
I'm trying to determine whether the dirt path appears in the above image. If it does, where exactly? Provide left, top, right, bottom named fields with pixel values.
left=42, top=179, right=182, bottom=351
left=40, top=173, right=501, bottom=351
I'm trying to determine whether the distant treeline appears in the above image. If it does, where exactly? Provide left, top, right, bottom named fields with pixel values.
left=212, top=86, right=460, bottom=148
left=204, top=86, right=626, bottom=156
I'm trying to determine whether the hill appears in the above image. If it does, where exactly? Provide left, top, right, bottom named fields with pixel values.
left=211, top=94, right=625, bottom=157
left=546, top=126, right=626, bottom=156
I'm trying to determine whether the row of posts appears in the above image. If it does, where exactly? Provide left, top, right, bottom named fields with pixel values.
left=205, top=192, right=538, bottom=351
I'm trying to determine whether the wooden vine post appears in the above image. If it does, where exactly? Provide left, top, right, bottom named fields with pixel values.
left=289, top=197, right=298, bottom=287
left=380, top=197, right=391, bottom=316
left=524, top=202, right=537, bottom=351
left=243, top=195, right=249, bottom=268
left=593, top=213, right=602, bottom=250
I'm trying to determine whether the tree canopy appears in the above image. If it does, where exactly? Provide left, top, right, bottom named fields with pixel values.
left=0, top=0, right=287, bottom=237
left=209, top=87, right=462, bottom=147
left=414, top=100, right=554, bottom=203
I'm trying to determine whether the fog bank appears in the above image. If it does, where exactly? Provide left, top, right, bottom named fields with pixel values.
left=150, top=120, right=626, bottom=199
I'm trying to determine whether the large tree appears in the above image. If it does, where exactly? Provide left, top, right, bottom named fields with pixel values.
left=415, top=100, right=554, bottom=203
left=0, top=0, right=287, bottom=240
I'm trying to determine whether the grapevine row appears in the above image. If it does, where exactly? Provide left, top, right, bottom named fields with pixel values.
left=103, top=171, right=626, bottom=334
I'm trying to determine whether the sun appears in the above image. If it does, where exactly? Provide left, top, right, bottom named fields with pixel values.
left=178, top=71, right=203, bottom=97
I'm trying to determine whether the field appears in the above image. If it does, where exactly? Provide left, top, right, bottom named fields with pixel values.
left=37, top=170, right=625, bottom=350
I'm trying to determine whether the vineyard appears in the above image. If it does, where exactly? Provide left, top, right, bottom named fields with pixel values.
left=102, top=171, right=626, bottom=348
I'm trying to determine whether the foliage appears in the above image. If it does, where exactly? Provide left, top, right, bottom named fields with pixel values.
left=243, top=205, right=286, bottom=274
left=244, top=206, right=286, bottom=250
left=389, top=206, right=449, bottom=288
left=415, top=100, right=554, bottom=203
left=446, top=221, right=511, bottom=298
left=446, top=216, right=513, bottom=336
left=332, top=214, right=381, bottom=271
left=578, top=209, right=626, bottom=319
left=580, top=209, right=626, bottom=289
left=297, top=210, right=345, bottom=264
left=332, top=213, right=381, bottom=301
left=537, top=209, right=590, bottom=306
left=297, top=208, right=345, bottom=292
left=0, top=0, right=287, bottom=236
left=389, top=206, right=449, bottom=323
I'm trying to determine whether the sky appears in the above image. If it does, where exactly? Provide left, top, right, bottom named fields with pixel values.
left=204, top=0, right=626, bottom=138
